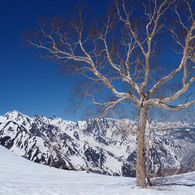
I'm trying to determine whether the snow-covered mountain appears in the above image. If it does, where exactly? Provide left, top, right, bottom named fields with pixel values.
left=0, top=110, right=194, bottom=177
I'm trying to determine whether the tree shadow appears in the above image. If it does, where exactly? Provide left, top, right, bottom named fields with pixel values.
left=151, top=176, right=195, bottom=188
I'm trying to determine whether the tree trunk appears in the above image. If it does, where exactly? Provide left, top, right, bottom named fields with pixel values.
left=136, top=106, right=148, bottom=187
left=146, top=135, right=152, bottom=186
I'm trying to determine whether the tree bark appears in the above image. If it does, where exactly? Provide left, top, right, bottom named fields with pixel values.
left=146, top=135, right=152, bottom=186
left=136, top=106, right=148, bottom=187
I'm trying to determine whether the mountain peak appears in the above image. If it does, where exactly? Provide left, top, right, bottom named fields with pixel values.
left=4, top=110, right=21, bottom=117
left=2, top=110, right=31, bottom=123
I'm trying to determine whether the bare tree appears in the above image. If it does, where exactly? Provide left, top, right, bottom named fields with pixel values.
left=24, top=0, right=195, bottom=187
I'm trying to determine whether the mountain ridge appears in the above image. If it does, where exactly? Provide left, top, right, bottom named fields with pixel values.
left=0, top=110, right=194, bottom=177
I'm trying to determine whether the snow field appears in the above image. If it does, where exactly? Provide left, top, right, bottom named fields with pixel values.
left=0, top=145, right=195, bottom=195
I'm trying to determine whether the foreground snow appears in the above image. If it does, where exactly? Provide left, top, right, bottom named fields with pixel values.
left=0, top=145, right=195, bottom=195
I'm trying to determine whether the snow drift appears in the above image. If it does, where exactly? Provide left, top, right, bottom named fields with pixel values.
left=0, top=145, right=195, bottom=195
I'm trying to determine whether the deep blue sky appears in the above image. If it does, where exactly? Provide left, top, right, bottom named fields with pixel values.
left=0, top=0, right=110, bottom=121
left=0, top=1, right=194, bottom=121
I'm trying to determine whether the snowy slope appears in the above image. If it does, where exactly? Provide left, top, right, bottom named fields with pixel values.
left=0, top=145, right=195, bottom=195
left=0, top=110, right=195, bottom=177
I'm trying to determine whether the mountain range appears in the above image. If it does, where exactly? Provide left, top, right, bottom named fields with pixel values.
left=0, top=110, right=194, bottom=177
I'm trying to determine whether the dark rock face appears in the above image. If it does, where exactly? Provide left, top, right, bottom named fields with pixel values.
left=0, top=110, right=194, bottom=177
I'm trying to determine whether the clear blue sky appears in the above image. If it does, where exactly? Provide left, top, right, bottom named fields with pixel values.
left=0, top=0, right=110, bottom=121
left=0, top=0, right=194, bottom=122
